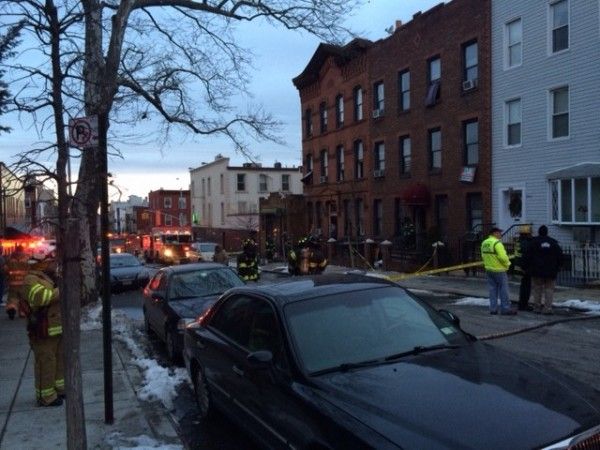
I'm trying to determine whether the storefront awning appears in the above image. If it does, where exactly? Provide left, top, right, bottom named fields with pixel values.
left=546, top=162, right=600, bottom=179
left=401, top=183, right=430, bottom=206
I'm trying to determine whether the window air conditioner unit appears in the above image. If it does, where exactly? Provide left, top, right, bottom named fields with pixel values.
left=462, top=78, right=478, bottom=91
left=372, top=109, right=383, bottom=119
left=373, top=169, right=385, bottom=178
left=320, top=176, right=328, bottom=183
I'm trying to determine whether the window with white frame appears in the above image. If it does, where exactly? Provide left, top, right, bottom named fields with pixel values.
left=220, top=202, right=225, bottom=224
left=178, top=195, right=186, bottom=209
left=505, top=18, right=522, bottom=68
left=319, top=102, right=328, bottom=133
left=354, top=140, right=364, bottom=179
left=550, top=0, right=569, bottom=53
left=336, top=94, right=344, bottom=128
left=281, top=174, right=290, bottom=191
left=207, top=177, right=211, bottom=196
left=464, top=119, right=479, bottom=165
left=506, top=98, right=522, bottom=146
left=373, top=81, right=384, bottom=113
left=164, top=197, right=172, bottom=209
left=398, top=70, right=410, bottom=111
left=336, top=145, right=345, bottom=181
left=374, top=141, right=385, bottom=172
left=220, top=174, right=224, bottom=194
left=373, top=199, right=383, bottom=236
left=463, top=41, right=478, bottom=82
left=551, top=177, right=600, bottom=224
left=259, top=174, right=268, bottom=192
left=179, top=213, right=187, bottom=226
left=550, top=86, right=569, bottom=138
left=399, top=135, right=411, bottom=174
left=354, top=86, right=363, bottom=121
left=237, top=173, right=246, bottom=191
left=320, top=149, right=328, bottom=182
left=165, top=214, right=172, bottom=226
left=304, top=108, right=313, bottom=137
left=429, top=128, right=442, bottom=170
left=425, top=57, right=441, bottom=106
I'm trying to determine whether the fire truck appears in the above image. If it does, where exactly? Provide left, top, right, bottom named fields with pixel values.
left=141, top=226, right=197, bottom=265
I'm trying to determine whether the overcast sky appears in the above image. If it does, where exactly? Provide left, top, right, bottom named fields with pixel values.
left=0, top=0, right=440, bottom=200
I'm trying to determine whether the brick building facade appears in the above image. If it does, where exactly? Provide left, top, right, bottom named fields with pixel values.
left=294, top=0, right=491, bottom=265
left=147, top=189, right=191, bottom=228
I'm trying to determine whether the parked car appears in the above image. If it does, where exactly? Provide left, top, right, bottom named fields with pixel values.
left=183, top=274, right=600, bottom=450
left=190, top=242, right=218, bottom=261
left=143, top=263, right=245, bottom=362
left=108, top=252, right=150, bottom=293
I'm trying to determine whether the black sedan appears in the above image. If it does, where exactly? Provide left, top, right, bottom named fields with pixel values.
left=183, top=274, right=600, bottom=450
left=143, top=263, right=244, bottom=362
left=109, top=253, right=151, bottom=293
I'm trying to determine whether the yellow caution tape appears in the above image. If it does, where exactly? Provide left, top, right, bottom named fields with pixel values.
left=387, top=260, right=485, bottom=282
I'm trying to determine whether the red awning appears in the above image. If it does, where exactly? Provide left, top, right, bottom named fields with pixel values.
left=401, top=183, right=430, bottom=206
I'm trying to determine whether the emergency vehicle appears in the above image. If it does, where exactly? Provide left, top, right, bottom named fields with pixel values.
left=141, top=227, right=197, bottom=265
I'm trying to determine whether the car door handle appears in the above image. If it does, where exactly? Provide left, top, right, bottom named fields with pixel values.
left=232, top=365, right=244, bottom=377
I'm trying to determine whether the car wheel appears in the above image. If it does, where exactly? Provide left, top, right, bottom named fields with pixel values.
left=194, top=366, right=212, bottom=419
left=165, top=330, right=180, bottom=364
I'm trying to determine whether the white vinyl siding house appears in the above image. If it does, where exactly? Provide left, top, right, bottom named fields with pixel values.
left=492, top=1, right=600, bottom=245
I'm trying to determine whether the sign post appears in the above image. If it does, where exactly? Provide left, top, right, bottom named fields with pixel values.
left=68, top=116, right=99, bottom=149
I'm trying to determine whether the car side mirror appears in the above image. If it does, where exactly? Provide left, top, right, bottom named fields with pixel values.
left=438, top=309, right=460, bottom=326
left=247, top=350, right=273, bottom=370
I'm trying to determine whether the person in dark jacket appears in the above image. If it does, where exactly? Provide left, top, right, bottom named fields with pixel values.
left=525, top=225, right=563, bottom=315
left=514, top=225, right=533, bottom=311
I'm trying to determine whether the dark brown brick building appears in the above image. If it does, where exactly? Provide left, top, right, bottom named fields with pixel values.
left=294, top=0, right=491, bottom=265
left=147, top=189, right=191, bottom=228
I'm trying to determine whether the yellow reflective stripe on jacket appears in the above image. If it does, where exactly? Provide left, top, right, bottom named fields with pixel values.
left=37, top=386, right=56, bottom=398
left=55, top=379, right=65, bottom=389
left=238, top=262, right=249, bottom=268
left=48, top=325, right=63, bottom=336
left=28, top=283, right=54, bottom=307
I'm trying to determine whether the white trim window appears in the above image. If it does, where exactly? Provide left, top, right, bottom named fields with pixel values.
left=259, top=174, right=268, bottom=192
left=237, top=173, right=246, bottom=191
left=336, top=94, right=344, bottom=128
left=354, top=86, right=363, bottom=121
left=163, top=197, right=172, bottom=209
left=506, top=98, right=522, bottom=147
left=373, top=81, right=385, bottom=113
left=551, top=177, right=600, bottom=224
left=374, top=141, right=385, bottom=172
left=398, top=70, right=410, bottom=111
left=550, top=0, right=569, bottom=54
left=550, top=86, right=569, bottom=139
left=505, top=18, right=522, bottom=69
left=281, top=174, right=290, bottom=191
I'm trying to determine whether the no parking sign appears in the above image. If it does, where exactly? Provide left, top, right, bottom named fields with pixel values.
left=68, top=115, right=99, bottom=148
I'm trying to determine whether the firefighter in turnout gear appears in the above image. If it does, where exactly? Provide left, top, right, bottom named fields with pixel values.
left=288, top=236, right=328, bottom=275
left=6, top=245, right=29, bottom=320
left=19, top=258, right=64, bottom=407
left=237, top=239, right=260, bottom=282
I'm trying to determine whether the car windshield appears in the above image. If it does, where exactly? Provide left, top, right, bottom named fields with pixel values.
left=110, top=254, right=141, bottom=268
left=168, top=268, right=244, bottom=300
left=284, top=286, right=469, bottom=374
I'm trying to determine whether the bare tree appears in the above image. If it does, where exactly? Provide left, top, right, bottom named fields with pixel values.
left=1, top=0, right=361, bottom=447
left=0, top=21, right=23, bottom=134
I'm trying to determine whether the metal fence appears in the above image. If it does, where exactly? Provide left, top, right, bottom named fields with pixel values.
left=557, top=244, right=600, bottom=287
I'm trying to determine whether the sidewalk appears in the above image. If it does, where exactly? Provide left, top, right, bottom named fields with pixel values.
left=260, top=262, right=600, bottom=308
left=0, top=306, right=182, bottom=450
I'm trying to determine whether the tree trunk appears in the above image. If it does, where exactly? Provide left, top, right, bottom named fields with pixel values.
left=62, top=219, right=87, bottom=450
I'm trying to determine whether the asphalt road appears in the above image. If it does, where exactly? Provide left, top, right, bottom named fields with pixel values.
left=112, top=272, right=600, bottom=449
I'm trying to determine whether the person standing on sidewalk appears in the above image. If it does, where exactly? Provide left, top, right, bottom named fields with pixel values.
left=481, top=227, right=516, bottom=315
left=19, top=258, right=64, bottom=407
left=526, top=225, right=563, bottom=315
left=237, top=239, right=260, bottom=282
left=514, top=225, right=533, bottom=311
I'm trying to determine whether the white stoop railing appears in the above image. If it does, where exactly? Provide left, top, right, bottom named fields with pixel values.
left=560, top=245, right=600, bottom=286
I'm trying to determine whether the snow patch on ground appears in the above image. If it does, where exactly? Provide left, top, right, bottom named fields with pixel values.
left=106, top=432, right=183, bottom=450
left=453, top=297, right=489, bottom=307
left=555, top=299, right=600, bottom=314
left=453, top=297, right=600, bottom=314
left=81, top=302, right=189, bottom=410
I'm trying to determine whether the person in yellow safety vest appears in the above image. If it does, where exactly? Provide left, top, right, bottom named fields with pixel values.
left=480, top=227, right=516, bottom=316
left=6, top=245, right=30, bottom=320
left=237, top=239, right=260, bottom=282
left=19, top=258, right=64, bottom=407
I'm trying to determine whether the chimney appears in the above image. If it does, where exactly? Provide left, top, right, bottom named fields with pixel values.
left=413, top=11, right=421, bottom=19
left=395, top=20, right=403, bottom=30
left=274, top=162, right=282, bottom=169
